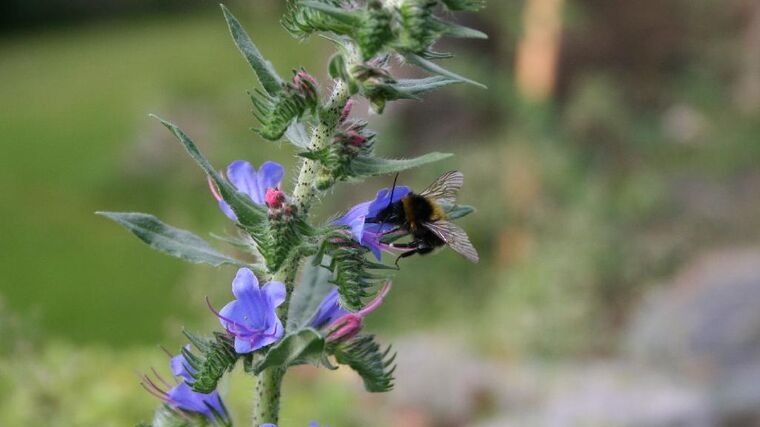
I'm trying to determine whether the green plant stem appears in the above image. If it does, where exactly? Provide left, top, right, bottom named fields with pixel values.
left=292, top=80, right=350, bottom=214
left=252, top=80, right=350, bottom=427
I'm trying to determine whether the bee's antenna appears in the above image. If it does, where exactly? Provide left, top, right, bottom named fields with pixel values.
left=378, top=173, right=400, bottom=234
left=387, top=173, right=399, bottom=208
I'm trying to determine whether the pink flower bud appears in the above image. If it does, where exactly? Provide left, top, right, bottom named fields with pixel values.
left=326, top=282, right=391, bottom=343
left=327, top=314, right=363, bottom=342
left=346, top=130, right=365, bottom=147
left=340, top=99, right=354, bottom=123
left=265, top=188, right=286, bottom=208
left=294, top=70, right=318, bottom=87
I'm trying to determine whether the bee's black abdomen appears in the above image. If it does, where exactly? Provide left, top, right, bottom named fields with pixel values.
left=408, top=194, right=434, bottom=221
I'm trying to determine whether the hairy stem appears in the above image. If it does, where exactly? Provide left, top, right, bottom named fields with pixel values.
left=252, top=367, right=284, bottom=425
left=292, top=80, right=350, bottom=214
left=253, top=80, right=350, bottom=427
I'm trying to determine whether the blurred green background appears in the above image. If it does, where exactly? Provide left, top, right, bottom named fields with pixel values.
left=2, top=0, right=760, bottom=426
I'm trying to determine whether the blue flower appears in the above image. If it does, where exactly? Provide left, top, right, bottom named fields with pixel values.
left=210, top=268, right=285, bottom=354
left=309, top=287, right=349, bottom=329
left=334, top=186, right=410, bottom=260
left=208, top=160, right=285, bottom=221
left=142, top=351, right=229, bottom=424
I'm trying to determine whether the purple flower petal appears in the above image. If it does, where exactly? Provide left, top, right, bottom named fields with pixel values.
left=170, top=346, right=195, bottom=383
left=214, top=268, right=285, bottom=354
left=167, top=382, right=225, bottom=419
left=257, top=161, right=285, bottom=194
left=218, top=200, right=238, bottom=222
left=262, top=281, right=287, bottom=308
left=226, top=160, right=284, bottom=205
left=334, top=185, right=410, bottom=259
left=233, top=337, right=254, bottom=354
left=335, top=201, right=371, bottom=242
left=367, top=186, right=410, bottom=218
left=310, top=288, right=349, bottom=329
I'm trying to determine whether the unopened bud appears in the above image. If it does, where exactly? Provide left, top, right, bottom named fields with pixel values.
left=265, top=188, right=286, bottom=209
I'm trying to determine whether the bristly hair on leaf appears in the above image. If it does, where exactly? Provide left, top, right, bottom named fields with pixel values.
left=332, top=334, right=396, bottom=393
left=182, top=331, right=240, bottom=394
left=321, top=241, right=394, bottom=311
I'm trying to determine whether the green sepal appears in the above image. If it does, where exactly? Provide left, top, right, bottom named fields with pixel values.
left=401, top=51, right=486, bottom=89
left=350, top=152, right=453, bottom=177
left=287, top=257, right=335, bottom=333
left=325, top=244, right=394, bottom=310
left=252, top=328, right=326, bottom=374
left=328, top=53, right=352, bottom=86
left=332, top=335, right=396, bottom=392
left=182, top=331, right=240, bottom=394
left=151, top=116, right=267, bottom=230
left=283, top=0, right=354, bottom=40
left=301, top=1, right=363, bottom=26
left=96, top=212, right=249, bottom=268
left=221, top=4, right=284, bottom=96
left=357, top=0, right=393, bottom=59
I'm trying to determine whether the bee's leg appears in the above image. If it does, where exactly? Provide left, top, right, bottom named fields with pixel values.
left=394, top=248, right=420, bottom=268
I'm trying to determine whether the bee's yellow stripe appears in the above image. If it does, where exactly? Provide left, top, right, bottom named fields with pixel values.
left=430, top=201, right=447, bottom=222
left=402, top=195, right=416, bottom=230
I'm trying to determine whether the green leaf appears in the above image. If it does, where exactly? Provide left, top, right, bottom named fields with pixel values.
left=301, top=1, right=362, bottom=26
left=333, top=335, right=395, bottom=392
left=435, top=18, right=488, bottom=39
left=151, top=115, right=267, bottom=229
left=444, top=204, right=475, bottom=220
left=350, top=152, right=453, bottom=176
left=391, top=76, right=461, bottom=96
left=287, top=257, right=334, bottom=333
left=221, top=4, right=284, bottom=96
left=253, top=328, right=325, bottom=374
left=284, top=121, right=311, bottom=149
left=402, top=51, right=486, bottom=89
left=96, top=212, right=247, bottom=267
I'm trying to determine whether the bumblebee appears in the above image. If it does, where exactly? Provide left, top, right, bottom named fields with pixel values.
left=368, top=171, right=479, bottom=263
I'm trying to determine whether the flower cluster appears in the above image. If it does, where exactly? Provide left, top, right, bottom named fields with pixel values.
left=101, top=1, right=484, bottom=425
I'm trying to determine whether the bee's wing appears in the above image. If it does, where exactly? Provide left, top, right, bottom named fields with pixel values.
left=422, top=220, right=479, bottom=263
left=419, top=171, right=464, bottom=205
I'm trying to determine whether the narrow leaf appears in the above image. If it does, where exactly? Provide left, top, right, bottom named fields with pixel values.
left=402, top=52, right=486, bottom=89
left=96, top=212, right=247, bottom=267
left=253, top=328, right=325, bottom=374
left=287, top=257, right=334, bottom=333
left=350, top=152, right=453, bottom=176
left=435, top=18, right=488, bottom=39
left=151, top=115, right=266, bottom=228
left=221, top=4, right=284, bottom=96
left=391, top=76, right=461, bottom=96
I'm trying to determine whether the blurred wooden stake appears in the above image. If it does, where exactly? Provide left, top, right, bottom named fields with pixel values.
left=515, top=0, right=564, bottom=102
left=735, top=0, right=760, bottom=113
